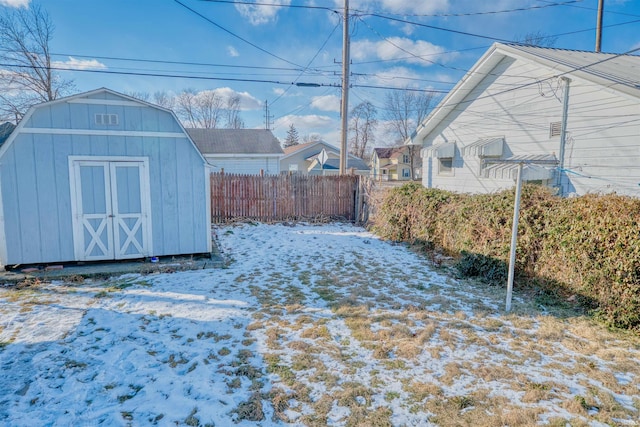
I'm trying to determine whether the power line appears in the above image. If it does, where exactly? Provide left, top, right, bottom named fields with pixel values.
left=356, top=0, right=586, bottom=18
left=0, top=62, right=342, bottom=87
left=199, top=0, right=337, bottom=13
left=269, top=20, right=342, bottom=107
left=172, top=0, right=302, bottom=68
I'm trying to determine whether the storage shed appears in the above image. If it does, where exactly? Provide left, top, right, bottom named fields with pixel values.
left=0, top=88, right=211, bottom=269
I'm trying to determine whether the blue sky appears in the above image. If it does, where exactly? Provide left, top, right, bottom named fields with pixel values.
left=2, top=0, right=639, bottom=144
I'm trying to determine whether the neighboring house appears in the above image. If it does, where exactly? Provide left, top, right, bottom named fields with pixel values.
left=409, top=43, right=640, bottom=197
left=0, top=88, right=211, bottom=269
left=371, top=145, right=422, bottom=181
left=280, top=140, right=369, bottom=176
left=186, top=128, right=283, bottom=175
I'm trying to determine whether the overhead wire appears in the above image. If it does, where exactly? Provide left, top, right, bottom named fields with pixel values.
left=172, top=0, right=303, bottom=68
left=269, top=19, right=342, bottom=107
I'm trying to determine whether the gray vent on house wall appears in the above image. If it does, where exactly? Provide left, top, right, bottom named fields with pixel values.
left=95, top=113, right=119, bottom=126
left=549, top=121, right=562, bottom=137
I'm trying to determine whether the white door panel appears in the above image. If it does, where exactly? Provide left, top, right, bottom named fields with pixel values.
left=71, top=159, right=151, bottom=261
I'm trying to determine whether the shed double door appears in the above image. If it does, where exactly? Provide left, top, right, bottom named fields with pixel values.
left=71, top=159, right=151, bottom=261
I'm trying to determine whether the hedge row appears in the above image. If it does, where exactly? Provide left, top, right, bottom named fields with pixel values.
left=370, top=183, right=640, bottom=331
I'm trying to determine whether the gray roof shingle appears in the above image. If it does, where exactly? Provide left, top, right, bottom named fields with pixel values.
left=186, top=128, right=284, bottom=155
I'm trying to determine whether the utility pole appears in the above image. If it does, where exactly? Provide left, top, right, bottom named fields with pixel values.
left=556, top=77, right=571, bottom=196
left=264, top=100, right=273, bottom=130
left=595, top=0, right=604, bottom=52
left=339, top=0, right=350, bottom=175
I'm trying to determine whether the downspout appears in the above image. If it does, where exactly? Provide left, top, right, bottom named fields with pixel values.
left=556, top=77, right=571, bottom=196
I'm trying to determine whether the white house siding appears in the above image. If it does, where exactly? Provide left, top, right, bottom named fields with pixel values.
left=0, top=90, right=210, bottom=266
left=208, top=156, right=280, bottom=175
left=420, top=53, right=640, bottom=197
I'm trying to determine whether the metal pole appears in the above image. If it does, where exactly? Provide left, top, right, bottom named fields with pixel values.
left=339, top=0, right=350, bottom=175
left=506, top=162, right=524, bottom=312
left=556, top=77, right=571, bottom=196
left=596, top=0, right=604, bottom=52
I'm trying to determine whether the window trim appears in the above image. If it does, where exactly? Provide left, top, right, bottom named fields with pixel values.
left=438, top=158, right=454, bottom=175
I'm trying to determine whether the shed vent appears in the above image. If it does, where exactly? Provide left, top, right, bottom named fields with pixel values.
left=95, top=113, right=119, bottom=126
left=549, top=121, right=562, bottom=137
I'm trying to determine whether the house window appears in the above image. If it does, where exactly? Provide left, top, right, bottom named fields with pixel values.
left=438, top=158, right=453, bottom=175
left=95, top=113, right=119, bottom=126
left=402, top=168, right=410, bottom=178
left=549, top=121, right=562, bottom=137
left=382, top=169, right=387, bottom=175
left=402, top=154, right=410, bottom=164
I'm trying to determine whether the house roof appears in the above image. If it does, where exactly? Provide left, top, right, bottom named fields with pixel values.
left=186, top=128, right=284, bottom=155
left=281, top=140, right=369, bottom=171
left=282, top=140, right=337, bottom=158
left=411, top=43, right=640, bottom=143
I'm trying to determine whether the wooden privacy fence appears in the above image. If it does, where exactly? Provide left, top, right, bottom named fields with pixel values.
left=210, top=172, right=370, bottom=223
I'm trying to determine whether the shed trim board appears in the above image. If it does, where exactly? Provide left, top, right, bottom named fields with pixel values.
left=20, top=128, right=186, bottom=138
left=204, top=166, right=213, bottom=253
left=68, top=156, right=153, bottom=261
left=0, top=179, right=6, bottom=270
left=205, top=153, right=283, bottom=158
left=67, top=99, right=144, bottom=107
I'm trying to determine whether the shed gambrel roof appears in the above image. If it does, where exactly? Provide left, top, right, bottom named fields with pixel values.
left=0, top=88, right=207, bottom=164
left=187, top=128, right=284, bottom=155
left=411, top=43, right=640, bottom=143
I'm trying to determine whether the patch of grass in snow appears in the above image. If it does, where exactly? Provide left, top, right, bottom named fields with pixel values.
left=167, top=353, right=189, bottom=368
left=299, top=324, right=331, bottom=340
left=64, top=359, right=88, bottom=370
left=218, top=347, right=231, bottom=357
left=269, top=387, right=293, bottom=423
left=265, top=353, right=296, bottom=386
left=231, top=392, right=264, bottom=422
left=117, top=384, right=143, bottom=403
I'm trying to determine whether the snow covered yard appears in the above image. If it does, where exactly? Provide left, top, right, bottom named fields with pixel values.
left=1, top=222, right=639, bottom=427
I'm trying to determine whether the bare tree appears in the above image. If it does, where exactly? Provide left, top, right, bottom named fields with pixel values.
left=124, top=91, right=150, bottom=102
left=224, top=95, right=244, bottom=129
left=152, top=91, right=174, bottom=109
left=0, top=4, right=74, bottom=122
left=176, top=89, right=223, bottom=128
left=515, top=31, right=558, bottom=47
left=383, top=90, right=436, bottom=144
left=349, top=101, right=377, bottom=159
left=302, top=133, right=322, bottom=144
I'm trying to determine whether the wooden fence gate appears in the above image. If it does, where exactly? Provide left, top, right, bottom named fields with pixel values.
left=210, top=172, right=370, bottom=223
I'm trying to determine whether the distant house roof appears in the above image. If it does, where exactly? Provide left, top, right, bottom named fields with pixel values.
left=324, top=156, right=369, bottom=171
left=0, top=122, right=16, bottom=147
left=186, top=128, right=284, bottom=155
left=283, top=140, right=369, bottom=171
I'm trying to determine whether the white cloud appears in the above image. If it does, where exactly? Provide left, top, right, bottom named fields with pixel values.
left=198, top=87, right=262, bottom=111
left=0, top=0, right=30, bottom=7
left=351, top=37, right=454, bottom=66
left=310, top=95, right=340, bottom=112
left=272, top=88, right=286, bottom=96
left=235, top=0, right=291, bottom=25
left=227, top=46, right=239, bottom=57
left=52, top=57, right=107, bottom=70
left=366, top=66, right=423, bottom=88
left=274, top=114, right=334, bottom=130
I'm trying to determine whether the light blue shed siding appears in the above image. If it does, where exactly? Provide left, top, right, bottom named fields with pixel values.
left=1, top=93, right=208, bottom=265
